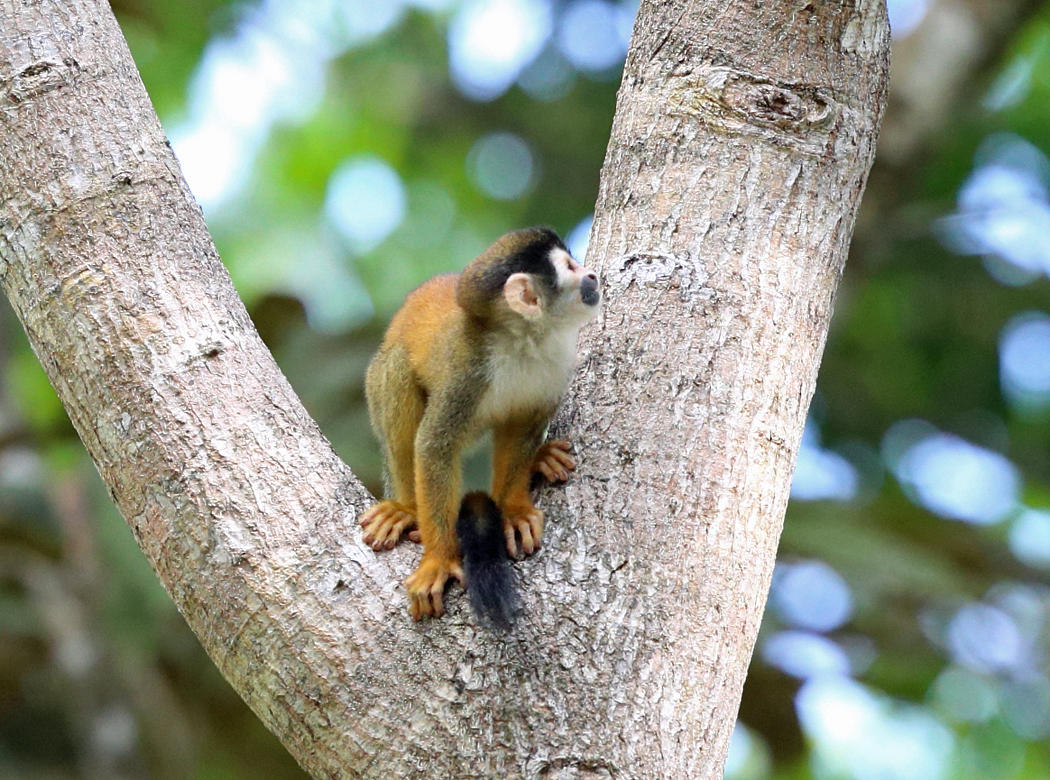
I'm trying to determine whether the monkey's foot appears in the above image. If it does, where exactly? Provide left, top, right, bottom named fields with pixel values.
left=502, top=502, right=544, bottom=558
left=359, top=501, right=420, bottom=550
left=405, top=554, right=464, bottom=620
left=531, top=440, right=576, bottom=483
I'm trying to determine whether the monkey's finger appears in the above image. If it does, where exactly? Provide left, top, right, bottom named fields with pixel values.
left=518, top=522, right=536, bottom=556
left=408, top=593, right=422, bottom=620
left=365, top=517, right=396, bottom=548
left=429, top=574, right=448, bottom=617
left=549, top=448, right=576, bottom=471
left=450, top=561, right=465, bottom=584
left=535, top=451, right=574, bottom=482
left=415, top=596, right=431, bottom=620
left=528, top=511, right=544, bottom=549
left=404, top=573, right=423, bottom=618
left=383, top=518, right=414, bottom=550
left=365, top=510, right=415, bottom=549
left=504, top=524, right=518, bottom=558
left=379, top=524, right=401, bottom=550
left=359, top=506, right=381, bottom=526
left=410, top=585, right=434, bottom=620
left=364, top=518, right=388, bottom=546
left=408, top=529, right=422, bottom=543
left=361, top=507, right=392, bottom=538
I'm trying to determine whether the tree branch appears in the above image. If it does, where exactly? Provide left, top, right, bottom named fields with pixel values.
left=0, top=0, right=889, bottom=777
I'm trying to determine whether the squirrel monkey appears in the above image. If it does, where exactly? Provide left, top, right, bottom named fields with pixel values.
left=360, top=227, right=600, bottom=625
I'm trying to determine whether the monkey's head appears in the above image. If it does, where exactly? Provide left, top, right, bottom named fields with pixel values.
left=457, top=227, right=601, bottom=327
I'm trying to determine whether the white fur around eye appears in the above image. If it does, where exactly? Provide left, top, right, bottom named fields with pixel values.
left=550, top=248, right=576, bottom=287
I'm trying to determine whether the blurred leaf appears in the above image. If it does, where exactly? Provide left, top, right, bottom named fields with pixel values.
left=5, top=349, right=65, bottom=435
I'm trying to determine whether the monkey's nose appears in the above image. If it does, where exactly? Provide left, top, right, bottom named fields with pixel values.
left=580, top=274, right=599, bottom=306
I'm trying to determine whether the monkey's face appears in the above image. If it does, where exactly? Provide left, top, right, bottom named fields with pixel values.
left=547, top=247, right=601, bottom=323
left=496, top=231, right=600, bottom=327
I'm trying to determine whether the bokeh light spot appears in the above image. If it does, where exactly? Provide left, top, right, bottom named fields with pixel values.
left=796, top=677, right=954, bottom=780
left=791, top=419, right=859, bottom=502
left=947, top=603, right=1024, bottom=674
left=724, top=724, right=753, bottom=777
left=892, top=430, right=1020, bottom=525
left=1009, top=508, right=1050, bottom=569
left=335, top=0, right=406, bottom=43
left=886, top=0, right=931, bottom=39
left=170, top=6, right=330, bottom=211
left=518, top=47, right=576, bottom=101
left=467, top=132, right=536, bottom=200
left=929, top=666, right=998, bottom=724
left=771, top=560, right=853, bottom=633
left=937, top=134, right=1050, bottom=284
left=1000, top=677, right=1050, bottom=740
left=762, top=631, right=852, bottom=680
left=999, top=312, right=1050, bottom=411
left=325, top=157, right=407, bottom=252
left=557, top=1, right=628, bottom=72
left=170, top=123, right=246, bottom=210
left=449, top=0, right=553, bottom=100
left=566, top=214, right=593, bottom=261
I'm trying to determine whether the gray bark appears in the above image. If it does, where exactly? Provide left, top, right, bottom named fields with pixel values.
left=0, top=0, right=888, bottom=778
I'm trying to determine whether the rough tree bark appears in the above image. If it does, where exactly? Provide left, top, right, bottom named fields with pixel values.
left=0, top=0, right=888, bottom=778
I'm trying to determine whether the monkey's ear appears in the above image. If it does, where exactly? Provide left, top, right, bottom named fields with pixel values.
left=503, top=273, right=543, bottom=319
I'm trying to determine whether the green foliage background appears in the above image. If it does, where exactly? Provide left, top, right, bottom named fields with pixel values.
left=2, top=1, right=1050, bottom=777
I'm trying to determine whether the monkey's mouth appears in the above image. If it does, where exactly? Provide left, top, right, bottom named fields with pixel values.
left=580, top=276, right=600, bottom=306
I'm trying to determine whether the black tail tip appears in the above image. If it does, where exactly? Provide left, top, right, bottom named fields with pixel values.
left=457, top=491, right=520, bottom=630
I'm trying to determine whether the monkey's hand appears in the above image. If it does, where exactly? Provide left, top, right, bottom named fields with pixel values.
left=501, top=501, right=544, bottom=558
left=531, top=440, right=576, bottom=483
left=359, top=501, right=421, bottom=550
left=405, top=554, right=465, bottom=620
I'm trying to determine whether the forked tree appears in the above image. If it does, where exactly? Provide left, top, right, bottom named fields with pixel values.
left=0, top=0, right=888, bottom=776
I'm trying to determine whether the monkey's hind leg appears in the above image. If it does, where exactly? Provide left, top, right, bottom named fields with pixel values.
left=492, top=416, right=555, bottom=558
left=361, top=347, right=425, bottom=550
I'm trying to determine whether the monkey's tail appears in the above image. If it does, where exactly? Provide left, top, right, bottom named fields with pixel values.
left=456, top=491, right=520, bottom=630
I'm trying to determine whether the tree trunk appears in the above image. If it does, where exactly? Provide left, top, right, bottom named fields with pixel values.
left=0, top=0, right=888, bottom=777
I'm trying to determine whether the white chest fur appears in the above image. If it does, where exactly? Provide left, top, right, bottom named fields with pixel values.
left=475, top=326, right=579, bottom=425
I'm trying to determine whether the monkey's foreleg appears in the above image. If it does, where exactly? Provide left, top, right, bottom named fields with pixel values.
left=405, top=407, right=468, bottom=620
left=361, top=355, right=424, bottom=550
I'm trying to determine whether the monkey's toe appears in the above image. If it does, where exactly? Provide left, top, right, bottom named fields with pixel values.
left=360, top=501, right=418, bottom=550
left=405, top=556, right=464, bottom=620
left=502, top=504, right=545, bottom=557
left=531, top=440, right=576, bottom=483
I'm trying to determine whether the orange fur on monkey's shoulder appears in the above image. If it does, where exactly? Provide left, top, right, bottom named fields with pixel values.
left=384, top=274, right=459, bottom=350
left=383, top=274, right=468, bottom=387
